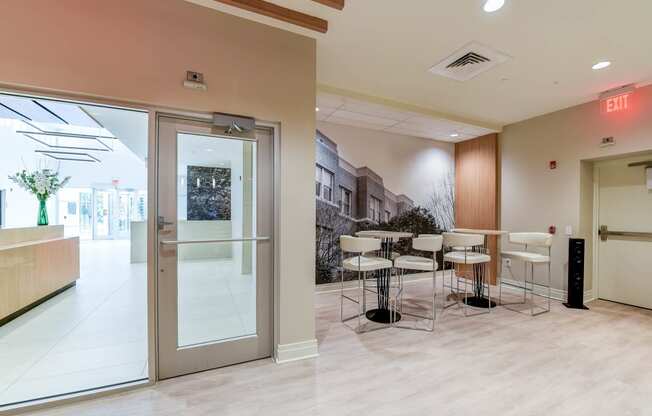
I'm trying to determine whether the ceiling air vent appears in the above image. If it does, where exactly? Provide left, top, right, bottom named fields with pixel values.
left=429, top=41, right=511, bottom=81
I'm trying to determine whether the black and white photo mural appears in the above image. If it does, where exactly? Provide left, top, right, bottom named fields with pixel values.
left=314, top=126, right=456, bottom=284
left=187, top=165, right=231, bottom=221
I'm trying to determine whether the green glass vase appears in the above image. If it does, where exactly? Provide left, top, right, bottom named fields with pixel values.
left=37, top=197, right=49, bottom=226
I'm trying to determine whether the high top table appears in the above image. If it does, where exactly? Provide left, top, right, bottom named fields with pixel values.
left=355, top=230, right=412, bottom=323
left=451, top=228, right=507, bottom=308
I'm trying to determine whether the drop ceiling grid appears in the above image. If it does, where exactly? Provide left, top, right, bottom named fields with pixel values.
left=317, top=93, right=491, bottom=142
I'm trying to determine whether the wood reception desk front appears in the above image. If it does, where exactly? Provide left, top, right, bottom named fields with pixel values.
left=0, top=225, right=80, bottom=324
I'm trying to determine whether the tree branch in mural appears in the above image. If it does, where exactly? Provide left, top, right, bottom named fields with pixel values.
left=315, top=200, right=354, bottom=284
left=358, top=206, right=444, bottom=265
left=427, top=172, right=455, bottom=231
left=316, top=204, right=445, bottom=284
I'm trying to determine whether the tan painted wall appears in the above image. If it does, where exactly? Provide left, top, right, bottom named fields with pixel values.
left=500, top=83, right=652, bottom=291
left=0, top=0, right=316, bottom=347
left=316, top=121, right=455, bottom=208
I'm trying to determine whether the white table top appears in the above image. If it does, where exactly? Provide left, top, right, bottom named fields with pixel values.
left=452, top=228, right=508, bottom=236
left=355, top=230, right=413, bottom=241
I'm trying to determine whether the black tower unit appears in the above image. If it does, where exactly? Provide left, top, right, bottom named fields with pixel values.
left=564, top=238, right=589, bottom=310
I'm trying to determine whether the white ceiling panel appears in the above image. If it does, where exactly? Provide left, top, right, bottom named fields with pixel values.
left=319, top=92, right=496, bottom=143
left=339, top=100, right=415, bottom=122
left=325, top=116, right=391, bottom=132
left=328, top=109, right=398, bottom=127
left=316, top=93, right=345, bottom=109
left=0, top=95, right=63, bottom=124
left=36, top=100, right=100, bottom=128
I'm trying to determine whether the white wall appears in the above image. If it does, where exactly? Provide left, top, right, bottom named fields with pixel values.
left=316, top=121, right=455, bottom=210
left=500, top=83, right=652, bottom=291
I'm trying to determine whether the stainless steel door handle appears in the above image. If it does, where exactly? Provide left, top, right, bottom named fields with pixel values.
left=599, top=225, right=652, bottom=241
left=160, top=236, right=271, bottom=246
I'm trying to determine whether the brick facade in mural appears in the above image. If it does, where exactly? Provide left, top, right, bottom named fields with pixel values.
left=316, top=130, right=414, bottom=223
left=315, top=130, right=416, bottom=284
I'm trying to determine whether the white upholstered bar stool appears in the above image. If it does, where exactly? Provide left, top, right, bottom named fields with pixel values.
left=339, top=235, right=394, bottom=331
left=442, top=232, right=492, bottom=316
left=499, top=232, right=552, bottom=316
left=393, top=235, right=443, bottom=331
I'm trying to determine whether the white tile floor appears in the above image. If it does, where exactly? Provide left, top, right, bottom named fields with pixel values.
left=0, top=240, right=255, bottom=407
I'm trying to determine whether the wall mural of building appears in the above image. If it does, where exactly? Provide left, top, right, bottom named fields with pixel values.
left=315, top=130, right=455, bottom=284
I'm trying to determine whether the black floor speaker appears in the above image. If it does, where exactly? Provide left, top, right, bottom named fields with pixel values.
left=563, top=238, right=589, bottom=310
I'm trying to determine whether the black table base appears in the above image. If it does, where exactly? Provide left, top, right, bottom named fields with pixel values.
left=366, top=308, right=401, bottom=324
left=463, top=296, right=497, bottom=308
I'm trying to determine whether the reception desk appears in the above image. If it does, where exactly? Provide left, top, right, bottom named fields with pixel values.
left=0, top=225, right=80, bottom=324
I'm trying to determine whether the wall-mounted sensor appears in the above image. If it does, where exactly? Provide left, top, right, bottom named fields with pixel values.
left=183, top=71, right=207, bottom=91
left=600, top=137, right=615, bottom=147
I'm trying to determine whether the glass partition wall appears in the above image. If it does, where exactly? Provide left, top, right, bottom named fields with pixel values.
left=0, top=92, right=149, bottom=407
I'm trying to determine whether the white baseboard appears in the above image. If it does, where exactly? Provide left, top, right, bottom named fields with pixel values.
left=500, top=277, right=594, bottom=304
left=274, top=339, right=319, bottom=364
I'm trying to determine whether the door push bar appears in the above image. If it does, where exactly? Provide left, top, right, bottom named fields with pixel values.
left=599, top=225, right=652, bottom=242
left=160, top=237, right=271, bottom=246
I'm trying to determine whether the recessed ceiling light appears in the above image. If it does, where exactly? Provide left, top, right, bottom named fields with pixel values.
left=450, top=133, right=460, bottom=138
left=315, top=107, right=320, bottom=112
left=592, top=61, right=611, bottom=70
left=483, top=0, right=505, bottom=13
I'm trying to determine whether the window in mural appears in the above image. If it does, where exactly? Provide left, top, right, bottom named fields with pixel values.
left=315, top=165, right=334, bottom=202
left=369, top=196, right=381, bottom=222
left=340, top=187, right=351, bottom=216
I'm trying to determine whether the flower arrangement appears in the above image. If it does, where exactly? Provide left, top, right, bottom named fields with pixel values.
left=8, top=169, right=71, bottom=226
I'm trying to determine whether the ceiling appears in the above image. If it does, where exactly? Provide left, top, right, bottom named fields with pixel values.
left=188, top=0, right=652, bottom=129
left=317, top=92, right=494, bottom=142
left=0, top=93, right=148, bottom=163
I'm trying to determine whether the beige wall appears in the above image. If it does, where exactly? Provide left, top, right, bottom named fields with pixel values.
left=0, top=0, right=316, bottom=349
left=317, top=121, right=455, bottom=208
left=500, top=83, right=652, bottom=292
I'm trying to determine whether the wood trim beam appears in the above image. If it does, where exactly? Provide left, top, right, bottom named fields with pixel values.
left=214, top=0, right=328, bottom=33
left=311, top=0, right=345, bottom=10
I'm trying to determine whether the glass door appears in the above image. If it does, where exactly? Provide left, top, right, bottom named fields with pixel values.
left=93, top=189, right=112, bottom=239
left=156, top=115, right=273, bottom=379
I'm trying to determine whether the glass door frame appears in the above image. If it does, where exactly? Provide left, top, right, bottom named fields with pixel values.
left=0, top=87, right=280, bottom=413
left=154, top=113, right=277, bottom=380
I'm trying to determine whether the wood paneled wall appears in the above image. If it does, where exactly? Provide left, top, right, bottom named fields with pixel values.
left=455, top=133, right=499, bottom=283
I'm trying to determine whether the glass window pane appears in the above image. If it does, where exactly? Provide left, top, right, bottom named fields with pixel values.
left=176, top=133, right=257, bottom=347
left=0, top=94, right=148, bottom=406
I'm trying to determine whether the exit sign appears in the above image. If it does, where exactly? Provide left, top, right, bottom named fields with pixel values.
left=599, top=84, right=636, bottom=115
left=601, top=93, right=631, bottom=114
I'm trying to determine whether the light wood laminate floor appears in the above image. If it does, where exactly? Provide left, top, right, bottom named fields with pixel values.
left=24, top=278, right=652, bottom=416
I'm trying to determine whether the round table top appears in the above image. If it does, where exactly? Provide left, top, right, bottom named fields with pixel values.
left=452, top=228, right=508, bottom=236
left=355, top=230, right=413, bottom=241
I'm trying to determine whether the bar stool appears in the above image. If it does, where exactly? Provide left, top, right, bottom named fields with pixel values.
left=393, top=235, right=443, bottom=331
left=499, top=232, right=552, bottom=316
left=339, top=235, right=394, bottom=331
left=442, top=232, right=492, bottom=316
